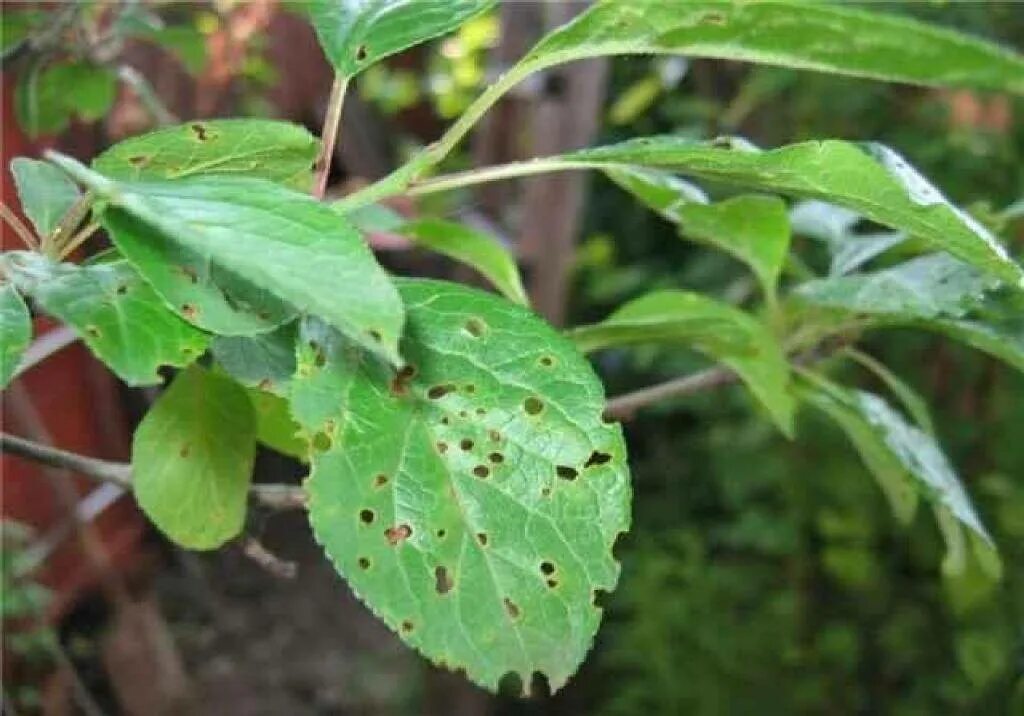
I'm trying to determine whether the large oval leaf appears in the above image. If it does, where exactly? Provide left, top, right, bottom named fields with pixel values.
left=300, top=0, right=495, bottom=79
left=132, top=366, right=256, bottom=550
left=294, top=279, right=630, bottom=693
left=0, top=283, right=31, bottom=388
left=2, top=252, right=209, bottom=386
left=93, top=119, right=319, bottom=191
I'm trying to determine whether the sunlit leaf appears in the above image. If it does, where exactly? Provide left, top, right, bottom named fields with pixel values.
left=295, top=279, right=630, bottom=693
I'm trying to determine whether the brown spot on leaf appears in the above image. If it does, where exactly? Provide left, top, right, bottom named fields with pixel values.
left=539, top=355, right=554, bottom=367
left=476, top=532, right=488, bottom=546
left=584, top=450, right=612, bottom=468
left=464, top=317, right=486, bottom=337
left=503, top=598, right=520, bottom=619
left=488, top=430, right=501, bottom=443
left=373, top=474, right=389, bottom=488
left=540, top=561, right=555, bottom=576
left=179, top=444, right=190, bottom=458
left=84, top=325, right=101, bottom=338
left=128, top=155, right=149, bottom=167
left=488, top=452, right=504, bottom=464
left=190, top=123, right=209, bottom=141
left=181, top=303, right=198, bottom=320
left=523, top=396, right=544, bottom=415
left=556, top=466, right=578, bottom=481
left=427, top=384, right=456, bottom=400
left=356, top=44, right=368, bottom=61
left=115, top=284, right=128, bottom=295
left=472, top=465, right=489, bottom=479
left=434, top=566, right=453, bottom=595
left=358, top=557, right=370, bottom=570
left=401, top=620, right=414, bottom=632
left=359, top=509, right=375, bottom=524
left=460, top=438, right=474, bottom=451
left=385, top=523, right=412, bottom=546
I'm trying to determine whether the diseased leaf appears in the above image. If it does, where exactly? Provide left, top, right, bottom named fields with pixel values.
left=794, top=254, right=999, bottom=320
left=132, top=366, right=256, bottom=550
left=10, top=158, right=81, bottom=239
left=400, top=219, right=528, bottom=305
left=0, top=283, right=31, bottom=388
left=797, top=373, right=993, bottom=549
left=295, top=279, right=630, bottom=693
left=212, top=322, right=298, bottom=396
left=93, top=119, right=319, bottom=191
left=520, top=0, right=1024, bottom=95
left=300, top=0, right=495, bottom=79
left=1, top=251, right=208, bottom=386
left=570, top=291, right=794, bottom=435
left=248, top=388, right=308, bottom=462
left=563, top=138, right=1022, bottom=288
left=51, top=155, right=405, bottom=364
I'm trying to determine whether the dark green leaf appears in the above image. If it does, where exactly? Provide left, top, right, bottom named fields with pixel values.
left=295, top=279, right=630, bottom=693
left=93, top=119, right=319, bottom=191
left=300, top=0, right=495, bottom=79
left=0, top=283, right=31, bottom=388
left=212, top=322, right=298, bottom=396
left=570, top=290, right=794, bottom=435
left=16, top=62, right=117, bottom=138
left=400, top=219, right=528, bottom=305
left=2, top=251, right=209, bottom=386
left=132, top=366, right=256, bottom=550
left=10, top=158, right=82, bottom=239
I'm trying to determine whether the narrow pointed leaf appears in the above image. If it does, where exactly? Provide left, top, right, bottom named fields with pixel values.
left=93, top=119, right=320, bottom=191
left=520, top=0, right=1024, bottom=95
left=300, top=0, right=495, bottom=79
left=400, top=219, right=528, bottom=305
left=570, top=291, right=794, bottom=434
left=0, top=284, right=31, bottom=388
left=10, top=158, right=81, bottom=239
left=295, top=279, right=630, bottom=693
left=604, top=166, right=708, bottom=220
left=132, top=366, right=256, bottom=550
left=1, top=251, right=208, bottom=386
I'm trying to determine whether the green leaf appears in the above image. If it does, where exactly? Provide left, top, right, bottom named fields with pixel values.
left=400, top=219, right=528, bottom=305
left=570, top=291, right=795, bottom=435
left=790, top=200, right=906, bottom=276
left=603, top=165, right=708, bottom=222
left=563, top=138, right=1023, bottom=288
left=16, top=62, right=117, bottom=138
left=132, top=366, right=256, bottom=550
left=926, top=317, right=1024, bottom=375
left=797, top=372, right=993, bottom=547
left=844, top=349, right=935, bottom=435
left=794, top=253, right=1000, bottom=320
left=2, top=251, right=209, bottom=386
left=248, top=388, right=308, bottom=461
left=521, top=0, right=1024, bottom=95
left=93, top=119, right=319, bottom=191
left=295, top=279, right=630, bottom=693
left=300, top=0, right=495, bottom=79
left=9, top=158, right=82, bottom=239
left=52, top=155, right=405, bottom=363
left=211, top=322, right=298, bottom=396
left=345, top=202, right=407, bottom=234
left=0, top=284, right=31, bottom=388
left=145, top=26, right=208, bottom=75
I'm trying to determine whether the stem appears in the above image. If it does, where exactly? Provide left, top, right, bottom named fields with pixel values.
left=604, top=366, right=737, bottom=420
left=117, top=65, right=177, bottom=126
left=407, top=157, right=596, bottom=197
left=313, top=73, right=349, bottom=200
left=57, top=221, right=100, bottom=260
left=1, top=203, right=39, bottom=250
left=1, top=432, right=308, bottom=510
left=47, top=189, right=96, bottom=257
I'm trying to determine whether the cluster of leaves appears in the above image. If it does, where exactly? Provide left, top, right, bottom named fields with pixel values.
left=1, top=0, right=1022, bottom=696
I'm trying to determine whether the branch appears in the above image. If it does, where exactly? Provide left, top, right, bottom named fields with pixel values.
left=604, top=366, right=737, bottom=420
left=312, top=73, right=349, bottom=200
left=0, top=202, right=38, bottom=250
left=0, top=433, right=307, bottom=510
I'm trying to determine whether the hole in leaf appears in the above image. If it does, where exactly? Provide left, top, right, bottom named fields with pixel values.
left=434, top=566, right=453, bottom=595
left=488, top=452, right=504, bottom=464
left=401, top=620, right=414, bottom=633
left=391, top=364, right=417, bottom=395
left=585, top=450, right=612, bottom=468
left=472, top=465, right=489, bottom=479
left=385, top=523, right=412, bottom=546
left=498, top=673, right=524, bottom=698
left=459, top=438, right=474, bottom=451
left=358, top=557, right=370, bottom=570
left=436, top=528, right=446, bottom=539
left=464, top=317, right=487, bottom=337
left=546, top=578, right=558, bottom=589
left=541, top=487, right=551, bottom=498
left=373, top=473, right=388, bottom=488
left=540, top=561, right=555, bottom=576
left=529, top=672, right=552, bottom=699
left=359, top=509, right=375, bottom=525
left=436, top=441, right=448, bottom=454
left=503, top=598, right=520, bottom=619
left=592, top=589, right=611, bottom=609
left=556, top=466, right=578, bottom=481
left=115, top=284, right=128, bottom=295
left=190, top=123, right=209, bottom=140
left=427, top=384, right=456, bottom=400
left=440, top=416, right=450, bottom=426
left=311, top=432, right=332, bottom=452
left=523, top=396, right=544, bottom=415
left=181, top=303, right=198, bottom=320
left=476, top=532, right=488, bottom=546
left=355, top=44, right=368, bottom=61
left=538, top=355, right=555, bottom=367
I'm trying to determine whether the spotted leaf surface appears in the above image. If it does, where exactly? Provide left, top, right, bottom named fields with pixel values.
left=296, top=279, right=631, bottom=693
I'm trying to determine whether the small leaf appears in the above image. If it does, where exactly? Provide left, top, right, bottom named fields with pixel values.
left=212, top=322, right=298, bottom=396
left=0, top=283, right=31, bottom=388
left=248, top=388, right=308, bottom=462
left=400, top=219, right=528, bottom=305
left=797, top=372, right=993, bottom=547
left=2, top=251, right=209, bottom=386
left=300, top=0, right=495, bottom=79
left=794, top=253, right=1000, bottom=320
left=15, top=62, right=117, bottom=138
left=296, top=279, right=630, bottom=693
left=790, top=200, right=905, bottom=276
left=51, top=155, right=405, bottom=364
left=570, top=291, right=794, bottom=435
left=520, top=0, right=1024, bottom=95
left=93, top=119, right=320, bottom=191
left=132, top=366, right=256, bottom=550
left=9, top=158, right=81, bottom=239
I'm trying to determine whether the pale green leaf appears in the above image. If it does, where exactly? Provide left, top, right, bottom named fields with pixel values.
left=93, top=119, right=319, bottom=191
left=521, top=0, right=1024, bottom=95
left=9, top=158, right=81, bottom=239
left=248, top=388, right=308, bottom=462
left=296, top=279, right=630, bottom=693
left=1, top=251, right=208, bottom=386
left=132, top=366, right=256, bottom=550
left=212, top=322, right=298, bottom=396
left=789, top=200, right=906, bottom=276
left=570, top=290, right=795, bottom=435
left=346, top=202, right=407, bottom=233
left=51, top=154, right=405, bottom=364
left=0, top=284, right=31, bottom=388
left=400, top=219, right=528, bottom=305
left=794, top=253, right=999, bottom=319
left=603, top=165, right=708, bottom=221
left=300, top=0, right=495, bottom=79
